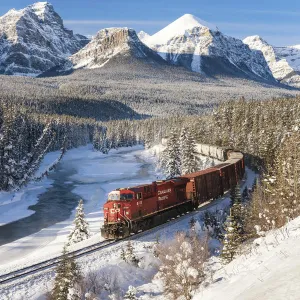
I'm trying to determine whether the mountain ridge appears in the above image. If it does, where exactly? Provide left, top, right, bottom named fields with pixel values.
left=143, top=15, right=276, bottom=83
left=0, top=1, right=89, bottom=76
left=244, top=35, right=300, bottom=87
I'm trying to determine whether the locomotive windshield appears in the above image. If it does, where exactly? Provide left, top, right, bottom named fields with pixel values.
left=120, top=194, right=133, bottom=200
left=108, top=193, right=120, bottom=201
left=108, top=191, right=133, bottom=201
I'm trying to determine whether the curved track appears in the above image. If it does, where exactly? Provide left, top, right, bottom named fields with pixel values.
left=0, top=194, right=226, bottom=287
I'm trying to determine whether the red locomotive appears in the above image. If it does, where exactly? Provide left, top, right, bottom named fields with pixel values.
left=101, top=149, right=244, bottom=239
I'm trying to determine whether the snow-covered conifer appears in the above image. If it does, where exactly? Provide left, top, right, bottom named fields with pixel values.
left=125, top=241, right=139, bottom=266
left=68, top=200, right=90, bottom=245
left=162, top=131, right=181, bottom=179
left=221, top=210, right=240, bottom=263
left=50, top=245, right=81, bottom=300
left=180, top=128, right=198, bottom=175
left=124, top=286, right=137, bottom=300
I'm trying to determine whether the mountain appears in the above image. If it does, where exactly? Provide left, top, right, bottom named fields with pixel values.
left=138, top=31, right=150, bottom=43
left=61, top=27, right=167, bottom=70
left=0, top=2, right=89, bottom=76
left=143, top=14, right=276, bottom=82
left=244, top=36, right=300, bottom=87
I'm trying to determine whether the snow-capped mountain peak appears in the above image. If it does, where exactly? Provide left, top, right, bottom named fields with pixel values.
left=143, top=16, right=274, bottom=81
left=138, top=31, right=150, bottom=43
left=244, top=35, right=300, bottom=87
left=29, top=2, right=55, bottom=21
left=0, top=2, right=88, bottom=75
left=69, top=27, right=166, bottom=70
left=290, top=44, right=300, bottom=50
left=147, top=14, right=217, bottom=46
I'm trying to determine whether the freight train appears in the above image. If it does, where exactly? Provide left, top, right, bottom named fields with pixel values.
left=101, top=146, right=244, bottom=239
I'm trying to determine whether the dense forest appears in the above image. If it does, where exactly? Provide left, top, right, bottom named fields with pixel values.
left=1, top=94, right=299, bottom=192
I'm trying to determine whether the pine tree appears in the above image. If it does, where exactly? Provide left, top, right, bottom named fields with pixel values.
left=231, top=185, right=245, bottom=238
left=180, top=128, right=198, bottom=175
left=68, top=200, right=90, bottom=245
left=221, top=210, right=240, bottom=264
left=242, top=186, right=249, bottom=202
left=125, top=241, right=139, bottom=266
left=50, top=246, right=81, bottom=300
left=124, top=286, right=137, bottom=300
left=162, top=131, right=181, bottom=179
left=120, top=247, right=126, bottom=262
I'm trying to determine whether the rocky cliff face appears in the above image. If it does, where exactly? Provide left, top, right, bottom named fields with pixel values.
left=244, top=35, right=300, bottom=87
left=0, top=2, right=89, bottom=75
left=144, top=14, right=276, bottom=82
left=69, top=27, right=166, bottom=69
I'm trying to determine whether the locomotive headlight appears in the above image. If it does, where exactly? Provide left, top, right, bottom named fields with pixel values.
left=126, top=212, right=129, bottom=215
left=117, top=218, right=121, bottom=221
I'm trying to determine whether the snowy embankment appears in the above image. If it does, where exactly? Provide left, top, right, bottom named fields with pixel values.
left=193, top=216, right=300, bottom=300
left=0, top=150, right=61, bottom=226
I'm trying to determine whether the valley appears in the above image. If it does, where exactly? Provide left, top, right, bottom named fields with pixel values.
left=0, top=1, right=299, bottom=299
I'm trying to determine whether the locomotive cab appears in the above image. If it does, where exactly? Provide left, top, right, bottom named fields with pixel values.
left=101, top=189, right=134, bottom=239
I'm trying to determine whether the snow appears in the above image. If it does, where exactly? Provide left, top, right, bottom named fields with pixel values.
left=0, top=145, right=158, bottom=269
left=138, top=31, right=150, bottom=43
left=0, top=165, right=256, bottom=300
left=290, top=44, right=300, bottom=50
left=30, top=2, right=51, bottom=19
left=0, top=143, right=227, bottom=299
left=193, top=216, right=300, bottom=300
left=244, top=35, right=300, bottom=87
left=147, top=14, right=217, bottom=46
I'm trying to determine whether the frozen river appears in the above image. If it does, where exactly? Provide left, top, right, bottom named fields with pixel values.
left=0, top=145, right=158, bottom=267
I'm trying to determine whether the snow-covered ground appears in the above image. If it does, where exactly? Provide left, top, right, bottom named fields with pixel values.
left=0, top=159, right=257, bottom=300
left=0, top=145, right=159, bottom=271
left=193, top=216, right=300, bottom=300
left=4, top=143, right=289, bottom=300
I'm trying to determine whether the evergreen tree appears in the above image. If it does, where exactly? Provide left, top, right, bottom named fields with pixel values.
left=231, top=185, right=245, bottom=238
left=50, top=246, right=81, bottom=300
left=124, top=286, right=137, bottom=300
left=125, top=241, right=139, bottom=266
left=162, top=131, right=181, bottom=179
left=180, top=128, right=198, bottom=175
left=120, top=247, right=126, bottom=262
left=68, top=200, right=90, bottom=245
left=221, top=210, right=240, bottom=264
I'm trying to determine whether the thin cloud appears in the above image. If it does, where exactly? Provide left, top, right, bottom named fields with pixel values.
left=217, top=22, right=300, bottom=32
left=236, top=9, right=300, bottom=16
left=64, top=20, right=168, bottom=26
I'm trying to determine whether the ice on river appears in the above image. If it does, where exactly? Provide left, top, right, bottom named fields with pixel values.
left=0, top=144, right=158, bottom=271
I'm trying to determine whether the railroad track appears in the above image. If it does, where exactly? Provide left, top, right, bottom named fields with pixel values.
left=0, top=193, right=229, bottom=287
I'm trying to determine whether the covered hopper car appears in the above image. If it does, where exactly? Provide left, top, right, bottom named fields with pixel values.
left=101, top=149, right=244, bottom=239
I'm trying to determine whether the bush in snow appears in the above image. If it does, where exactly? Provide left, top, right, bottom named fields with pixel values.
left=68, top=199, right=90, bottom=246
left=156, top=232, right=209, bottom=300
left=123, top=286, right=137, bottom=300
left=120, top=241, right=139, bottom=266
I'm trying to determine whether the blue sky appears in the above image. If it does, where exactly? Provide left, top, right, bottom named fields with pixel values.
left=1, top=0, right=300, bottom=46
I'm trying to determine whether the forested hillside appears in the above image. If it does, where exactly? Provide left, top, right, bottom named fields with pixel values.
left=1, top=94, right=299, bottom=192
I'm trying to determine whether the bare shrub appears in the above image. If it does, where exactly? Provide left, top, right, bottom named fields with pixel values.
left=156, top=232, right=209, bottom=300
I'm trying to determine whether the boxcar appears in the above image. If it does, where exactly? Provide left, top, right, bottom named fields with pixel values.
left=184, top=168, right=222, bottom=205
